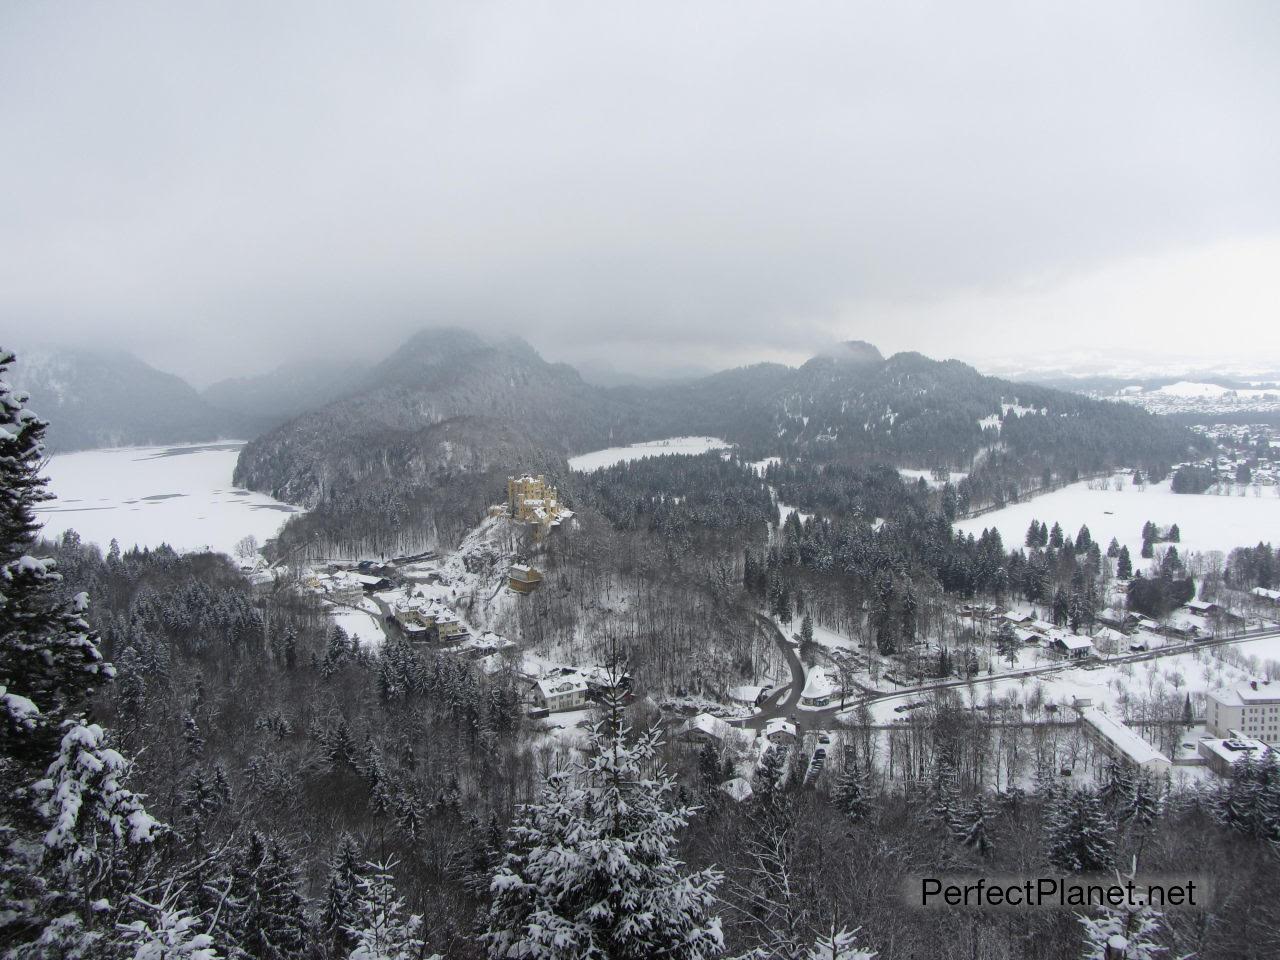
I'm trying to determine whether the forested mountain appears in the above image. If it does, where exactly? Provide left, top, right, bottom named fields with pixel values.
left=9, top=347, right=246, bottom=452
left=201, top=356, right=371, bottom=431
left=236, top=327, right=1204, bottom=554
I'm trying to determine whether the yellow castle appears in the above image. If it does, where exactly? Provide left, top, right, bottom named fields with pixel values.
left=507, top=474, right=572, bottom=537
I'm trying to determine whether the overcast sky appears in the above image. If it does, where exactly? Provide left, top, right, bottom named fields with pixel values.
left=2, top=1, right=1278, bottom=384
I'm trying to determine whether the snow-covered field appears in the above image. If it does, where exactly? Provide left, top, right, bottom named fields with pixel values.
left=955, top=475, right=1280, bottom=558
left=326, top=602, right=386, bottom=649
left=568, top=436, right=730, bottom=472
left=35, top=442, right=300, bottom=554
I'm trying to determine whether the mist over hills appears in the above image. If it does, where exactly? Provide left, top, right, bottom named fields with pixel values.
left=233, top=328, right=1201, bottom=523
left=8, top=347, right=245, bottom=452
left=10, top=332, right=1202, bottom=523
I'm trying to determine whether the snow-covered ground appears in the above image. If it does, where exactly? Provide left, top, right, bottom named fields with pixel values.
left=568, top=436, right=730, bottom=472
left=955, top=475, right=1280, bottom=558
left=35, top=442, right=300, bottom=554
left=1153, top=381, right=1278, bottom=399
left=325, top=601, right=386, bottom=649
left=777, top=502, right=814, bottom=525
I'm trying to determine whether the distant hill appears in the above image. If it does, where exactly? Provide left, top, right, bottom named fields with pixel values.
left=8, top=347, right=244, bottom=452
left=201, top=357, right=371, bottom=431
left=234, top=329, right=1206, bottom=555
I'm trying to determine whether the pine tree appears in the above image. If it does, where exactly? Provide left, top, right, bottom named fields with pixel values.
left=959, top=795, right=995, bottom=858
left=225, top=832, right=310, bottom=960
left=1120, top=776, right=1162, bottom=831
left=1045, top=789, right=1115, bottom=873
left=833, top=760, right=871, bottom=823
left=930, top=759, right=963, bottom=837
left=31, top=721, right=163, bottom=920
left=698, top=741, right=722, bottom=794
left=117, top=892, right=220, bottom=960
left=321, top=833, right=364, bottom=954
left=1077, top=864, right=1168, bottom=960
left=1106, top=538, right=1121, bottom=559
left=0, top=353, right=112, bottom=770
left=995, top=622, right=1020, bottom=668
left=344, top=859, right=434, bottom=960
left=806, top=924, right=877, bottom=960
left=484, top=713, right=723, bottom=959
left=1116, top=546, right=1133, bottom=580
left=1099, top=762, right=1134, bottom=812
left=800, top=613, right=814, bottom=646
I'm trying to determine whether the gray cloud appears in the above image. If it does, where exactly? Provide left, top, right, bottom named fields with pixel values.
left=2, top=0, right=1278, bottom=383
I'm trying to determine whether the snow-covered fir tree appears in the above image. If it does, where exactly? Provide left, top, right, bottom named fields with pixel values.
left=344, top=859, right=438, bottom=960
left=0, top=349, right=165, bottom=957
left=958, top=794, right=994, bottom=858
left=1077, top=863, right=1168, bottom=960
left=805, top=924, right=876, bottom=960
left=117, top=891, right=221, bottom=960
left=483, top=695, right=723, bottom=960
left=832, top=760, right=870, bottom=823
left=223, top=831, right=309, bottom=960
left=1046, top=789, right=1115, bottom=873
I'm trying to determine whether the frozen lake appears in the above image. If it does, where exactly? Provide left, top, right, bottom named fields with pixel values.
left=955, top=475, right=1280, bottom=559
left=568, top=436, right=730, bottom=472
left=35, top=442, right=301, bottom=555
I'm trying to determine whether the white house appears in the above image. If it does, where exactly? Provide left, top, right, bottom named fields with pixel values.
left=764, top=717, right=798, bottom=744
left=800, top=667, right=839, bottom=707
left=533, top=670, right=592, bottom=713
left=1207, top=680, right=1280, bottom=744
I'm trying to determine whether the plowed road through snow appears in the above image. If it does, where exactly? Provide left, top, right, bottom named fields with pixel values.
left=736, top=618, right=1280, bottom=734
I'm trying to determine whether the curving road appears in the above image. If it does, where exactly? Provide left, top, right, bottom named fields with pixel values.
left=735, top=615, right=1280, bottom=735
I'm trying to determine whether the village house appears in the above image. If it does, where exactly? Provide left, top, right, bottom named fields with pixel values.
left=508, top=563, right=544, bottom=594
left=311, top=571, right=364, bottom=604
left=727, top=685, right=771, bottom=708
left=677, top=713, right=752, bottom=751
left=764, top=718, right=798, bottom=745
left=1049, top=634, right=1094, bottom=659
left=530, top=665, right=632, bottom=714
left=391, top=595, right=468, bottom=643
left=1207, top=680, right=1280, bottom=745
left=1077, top=705, right=1171, bottom=776
left=1251, top=586, right=1280, bottom=605
left=534, top=673, right=591, bottom=713
left=352, top=572, right=394, bottom=593
left=800, top=667, right=839, bottom=707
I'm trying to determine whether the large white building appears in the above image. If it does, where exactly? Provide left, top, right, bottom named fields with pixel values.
left=1207, top=680, right=1280, bottom=745
left=1078, top=706, right=1171, bottom=776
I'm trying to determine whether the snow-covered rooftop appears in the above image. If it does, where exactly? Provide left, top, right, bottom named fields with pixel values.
left=1209, top=680, right=1280, bottom=706
left=1080, top=707, right=1169, bottom=766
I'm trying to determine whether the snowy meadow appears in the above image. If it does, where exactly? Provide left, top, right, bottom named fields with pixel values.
left=955, top=474, right=1280, bottom=558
